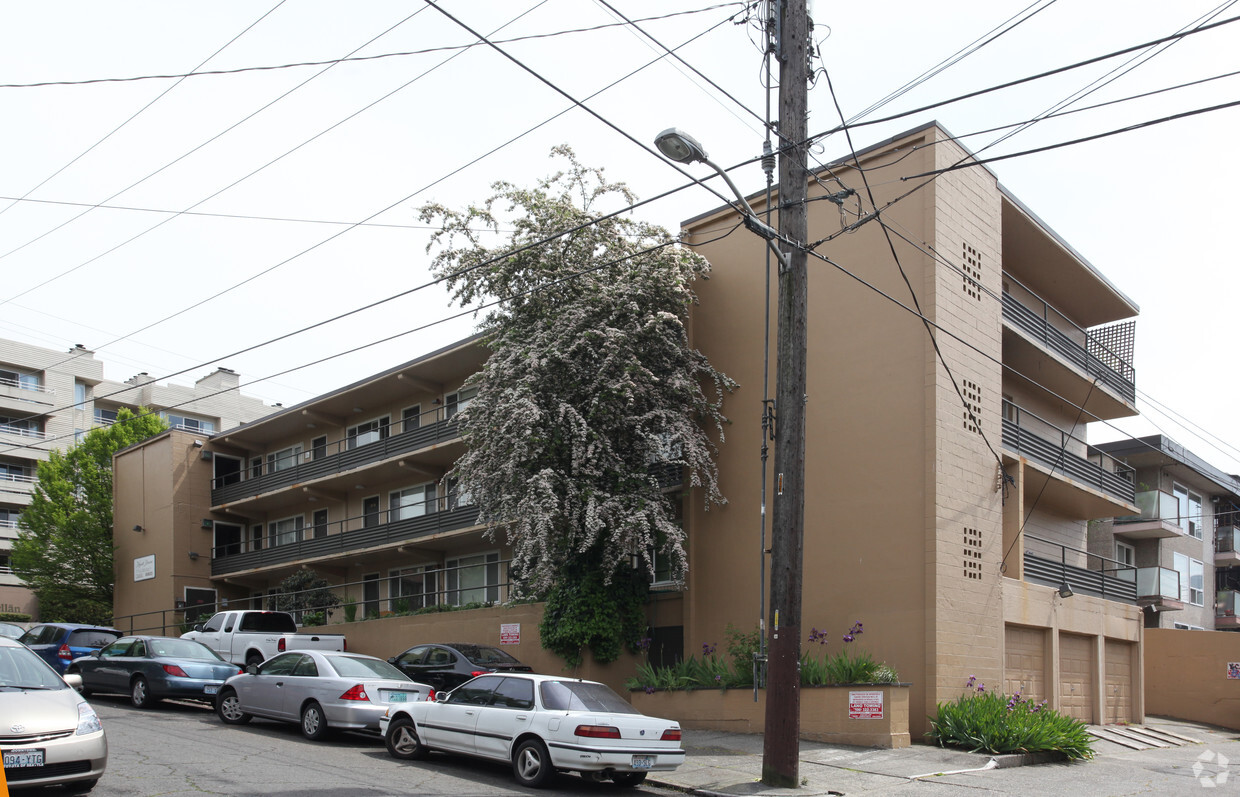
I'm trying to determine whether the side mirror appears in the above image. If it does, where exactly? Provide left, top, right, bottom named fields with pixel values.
left=387, top=656, right=397, bottom=664
left=63, top=673, right=84, bottom=691
left=245, top=663, right=258, bottom=675
left=193, top=624, right=204, bottom=632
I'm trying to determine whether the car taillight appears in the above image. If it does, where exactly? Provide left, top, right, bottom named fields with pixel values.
left=57, top=644, right=72, bottom=661
left=575, top=725, right=621, bottom=739
left=470, top=670, right=488, bottom=678
left=426, top=689, right=435, bottom=702
left=277, top=638, right=286, bottom=652
left=661, top=728, right=682, bottom=741
left=340, top=684, right=370, bottom=702
left=342, top=639, right=347, bottom=651
left=162, top=664, right=189, bottom=678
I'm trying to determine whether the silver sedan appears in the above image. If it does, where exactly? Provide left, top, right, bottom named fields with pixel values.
left=214, top=650, right=431, bottom=740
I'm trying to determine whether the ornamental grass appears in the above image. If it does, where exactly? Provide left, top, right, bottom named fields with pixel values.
left=927, top=677, right=1094, bottom=760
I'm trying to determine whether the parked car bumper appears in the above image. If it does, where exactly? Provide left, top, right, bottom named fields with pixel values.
left=1, top=729, right=107, bottom=789
left=546, top=741, right=685, bottom=773
left=325, top=701, right=395, bottom=731
left=153, top=675, right=228, bottom=701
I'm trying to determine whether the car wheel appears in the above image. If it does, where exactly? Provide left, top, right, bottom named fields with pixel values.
left=245, top=652, right=264, bottom=668
left=384, top=716, right=429, bottom=760
left=611, top=772, right=648, bottom=788
left=60, top=778, right=98, bottom=793
left=512, top=738, right=555, bottom=788
left=216, top=689, right=252, bottom=725
left=301, top=701, right=332, bottom=741
left=130, top=676, right=158, bottom=708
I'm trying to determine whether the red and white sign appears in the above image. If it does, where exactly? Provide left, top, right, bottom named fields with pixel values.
left=848, top=690, right=884, bottom=720
left=500, top=623, right=520, bottom=645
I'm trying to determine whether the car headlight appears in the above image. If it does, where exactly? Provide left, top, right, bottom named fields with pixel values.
left=76, top=702, right=103, bottom=735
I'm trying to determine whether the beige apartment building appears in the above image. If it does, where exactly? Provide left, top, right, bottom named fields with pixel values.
left=113, top=122, right=1148, bottom=736
left=0, top=337, right=272, bottom=616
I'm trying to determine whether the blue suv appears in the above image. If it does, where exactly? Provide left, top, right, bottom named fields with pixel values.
left=18, top=623, right=121, bottom=674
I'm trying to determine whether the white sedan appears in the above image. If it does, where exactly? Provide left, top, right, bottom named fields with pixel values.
left=380, top=672, right=683, bottom=788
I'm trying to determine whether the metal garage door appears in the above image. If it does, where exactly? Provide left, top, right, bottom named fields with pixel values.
left=1004, top=625, right=1046, bottom=702
left=1105, top=639, right=1134, bottom=725
left=1059, top=633, right=1094, bottom=723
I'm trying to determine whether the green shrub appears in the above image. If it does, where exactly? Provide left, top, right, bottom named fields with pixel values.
left=928, top=678, right=1094, bottom=760
left=343, top=604, right=357, bottom=623
left=0, top=612, right=31, bottom=623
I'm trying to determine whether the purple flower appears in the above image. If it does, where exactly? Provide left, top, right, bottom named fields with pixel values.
left=644, top=686, right=656, bottom=695
left=714, top=674, right=722, bottom=682
left=842, top=634, right=854, bottom=643
left=702, top=642, right=717, bottom=657
left=976, top=683, right=986, bottom=693
left=965, top=675, right=976, bottom=689
left=637, top=637, right=652, bottom=653
left=808, top=628, right=829, bottom=645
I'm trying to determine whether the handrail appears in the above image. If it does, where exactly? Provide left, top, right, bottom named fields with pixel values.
left=1001, top=401, right=1135, bottom=502
left=0, top=424, right=45, bottom=439
left=0, top=375, right=53, bottom=395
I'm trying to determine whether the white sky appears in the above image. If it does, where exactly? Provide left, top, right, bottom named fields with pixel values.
left=1, top=1, right=1237, bottom=473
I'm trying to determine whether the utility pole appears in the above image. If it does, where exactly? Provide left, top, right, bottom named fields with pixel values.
left=762, top=0, right=809, bottom=788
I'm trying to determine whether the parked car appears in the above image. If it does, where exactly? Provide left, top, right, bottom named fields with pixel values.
left=0, top=621, right=26, bottom=639
left=0, top=636, right=107, bottom=792
left=214, top=650, right=432, bottom=740
left=18, top=623, right=122, bottom=674
left=380, top=673, right=683, bottom=788
left=66, top=636, right=243, bottom=708
left=181, top=610, right=346, bottom=667
left=387, top=643, right=532, bottom=691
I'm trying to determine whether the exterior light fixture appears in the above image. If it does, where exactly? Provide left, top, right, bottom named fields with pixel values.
left=192, top=439, right=204, bottom=448
left=1058, top=582, right=1074, bottom=599
left=132, top=524, right=144, bottom=533
left=654, top=127, right=786, bottom=266
left=188, top=551, right=200, bottom=561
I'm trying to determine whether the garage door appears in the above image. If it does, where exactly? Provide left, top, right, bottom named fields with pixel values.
left=1059, top=633, right=1093, bottom=723
left=1004, top=625, right=1046, bottom=702
left=1105, top=639, right=1135, bottom=725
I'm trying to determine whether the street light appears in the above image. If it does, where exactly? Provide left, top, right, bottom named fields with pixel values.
left=654, top=128, right=786, bottom=267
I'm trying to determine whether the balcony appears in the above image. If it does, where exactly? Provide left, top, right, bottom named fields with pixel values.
left=0, top=472, right=35, bottom=503
left=0, top=423, right=45, bottom=442
left=1114, top=490, right=1197, bottom=540
left=1021, top=533, right=1137, bottom=603
left=210, top=503, right=480, bottom=576
left=0, top=375, right=54, bottom=411
left=1001, top=280, right=1136, bottom=420
left=1216, top=525, right=1240, bottom=567
left=1002, top=402, right=1136, bottom=517
left=1217, top=590, right=1240, bottom=629
left=1129, top=566, right=1184, bottom=612
left=211, top=416, right=463, bottom=506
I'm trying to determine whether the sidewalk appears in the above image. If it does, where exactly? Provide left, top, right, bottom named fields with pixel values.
left=650, top=716, right=1222, bottom=796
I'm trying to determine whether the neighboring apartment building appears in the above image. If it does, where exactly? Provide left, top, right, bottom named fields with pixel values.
left=1090, top=435, right=1240, bottom=631
left=112, top=122, right=1147, bottom=736
left=0, top=338, right=273, bottom=617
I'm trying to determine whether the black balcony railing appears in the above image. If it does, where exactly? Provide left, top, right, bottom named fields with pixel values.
left=210, top=504, right=480, bottom=576
left=1001, top=289, right=1136, bottom=403
left=211, top=415, right=462, bottom=505
left=1022, top=534, right=1137, bottom=603
left=1001, top=402, right=1135, bottom=506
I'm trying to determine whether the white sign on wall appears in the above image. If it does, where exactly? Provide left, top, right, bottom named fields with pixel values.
left=848, top=690, right=884, bottom=720
left=134, top=555, right=156, bottom=582
left=500, top=623, right=520, bottom=645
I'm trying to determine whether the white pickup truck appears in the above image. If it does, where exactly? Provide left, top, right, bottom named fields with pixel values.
left=181, top=610, right=347, bottom=667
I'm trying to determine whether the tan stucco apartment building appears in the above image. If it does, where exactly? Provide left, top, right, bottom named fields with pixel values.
left=0, top=337, right=273, bottom=616
left=113, top=122, right=1147, bottom=736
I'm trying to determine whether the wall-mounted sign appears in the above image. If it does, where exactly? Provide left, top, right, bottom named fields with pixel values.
left=848, top=690, right=884, bottom=719
left=134, top=555, right=155, bottom=582
left=500, top=623, right=520, bottom=645
left=1228, top=663, right=1240, bottom=680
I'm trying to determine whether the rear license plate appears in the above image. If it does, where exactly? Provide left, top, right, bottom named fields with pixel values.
left=631, top=755, right=653, bottom=769
left=4, top=748, right=45, bottom=768
left=385, top=691, right=408, bottom=703
left=204, top=684, right=220, bottom=695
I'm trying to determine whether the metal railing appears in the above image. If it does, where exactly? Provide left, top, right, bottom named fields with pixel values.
left=1217, top=526, right=1240, bottom=554
left=0, top=376, right=52, bottom=395
left=1001, top=275, right=1136, bottom=402
left=0, top=423, right=45, bottom=439
left=1001, top=401, right=1135, bottom=505
left=1022, top=533, right=1137, bottom=603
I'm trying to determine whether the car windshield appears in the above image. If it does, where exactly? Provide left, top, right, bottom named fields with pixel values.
left=148, top=639, right=224, bottom=661
left=539, top=680, right=640, bottom=714
left=455, top=645, right=521, bottom=666
left=0, top=645, right=69, bottom=690
left=328, top=655, right=410, bottom=681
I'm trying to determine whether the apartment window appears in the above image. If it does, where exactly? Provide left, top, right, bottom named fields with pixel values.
left=311, top=436, right=327, bottom=460
left=1115, top=541, right=1135, bottom=571
left=389, top=565, right=438, bottom=611
left=0, top=416, right=40, bottom=437
left=267, top=445, right=302, bottom=473
left=1173, top=552, right=1204, bottom=606
left=446, top=477, right=472, bottom=510
left=402, top=405, right=421, bottom=433
left=165, top=413, right=215, bottom=434
left=390, top=483, right=436, bottom=521
left=0, top=461, right=29, bottom=481
left=312, top=509, right=328, bottom=539
left=445, top=551, right=500, bottom=605
left=74, top=381, right=87, bottom=408
left=1174, top=484, right=1203, bottom=538
left=250, top=524, right=263, bottom=551
left=214, top=523, right=243, bottom=557
left=363, top=496, right=381, bottom=528
left=269, top=516, right=304, bottom=547
left=0, top=509, right=21, bottom=529
left=445, top=387, right=477, bottom=419
left=1173, top=622, right=1205, bottom=631
left=347, top=417, right=389, bottom=450
left=250, top=457, right=262, bottom=478
left=363, top=573, right=380, bottom=619
left=94, top=408, right=118, bottom=425
left=0, top=367, right=39, bottom=391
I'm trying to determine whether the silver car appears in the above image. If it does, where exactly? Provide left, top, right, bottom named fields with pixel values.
left=214, top=650, right=431, bottom=740
left=0, top=636, right=107, bottom=792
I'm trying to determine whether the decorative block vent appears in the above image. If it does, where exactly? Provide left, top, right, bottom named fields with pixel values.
left=964, top=527, right=983, bottom=580
left=962, top=379, right=982, bottom=434
left=962, top=243, right=983, bottom=301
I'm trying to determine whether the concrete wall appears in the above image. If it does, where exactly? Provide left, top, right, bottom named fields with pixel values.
left=1146, top=627, right=1240, bottom=730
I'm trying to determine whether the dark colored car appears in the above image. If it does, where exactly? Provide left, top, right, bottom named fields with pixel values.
left=67, top=636, right=243, bottom=708
left=388, top=643, right=532, bottom=691
left=18, top=623, right=122, bottom=674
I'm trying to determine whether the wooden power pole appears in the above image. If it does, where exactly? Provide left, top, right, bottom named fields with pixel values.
left=762, top=0, right=809, bottom=787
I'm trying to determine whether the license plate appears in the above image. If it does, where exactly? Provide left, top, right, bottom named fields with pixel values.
left=204, top=684, right=220, bottom=695
left=631, top=755, right=653, bottom=770
left=386, top=691, right=408, bottom=703
left=3, top=748, right=45, bottom=768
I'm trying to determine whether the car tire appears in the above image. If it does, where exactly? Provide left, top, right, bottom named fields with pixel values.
left=60, top=778, right=98, bottom=793
left=512, top=738, right=555, bottom=788
left=216, top=689, right=252, bottom=725
left=301, top=701, right=332, bottom=741
left=611, top=772, right=648, bottom=788
left=384, top=716, right=429, bottom=760
left=130, top=676, right=158, bottom=709
left=245, top=652, right=264, bottom=668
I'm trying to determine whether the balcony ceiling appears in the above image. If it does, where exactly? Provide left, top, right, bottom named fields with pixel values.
left=1008, top=454, right=1138, bottom=520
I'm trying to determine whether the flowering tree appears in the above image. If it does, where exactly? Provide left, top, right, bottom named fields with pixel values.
left=419, top=147, right=734, bottom=664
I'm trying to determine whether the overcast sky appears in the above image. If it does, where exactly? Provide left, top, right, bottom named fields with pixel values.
left=1, top=1, right=1237, bottom=473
